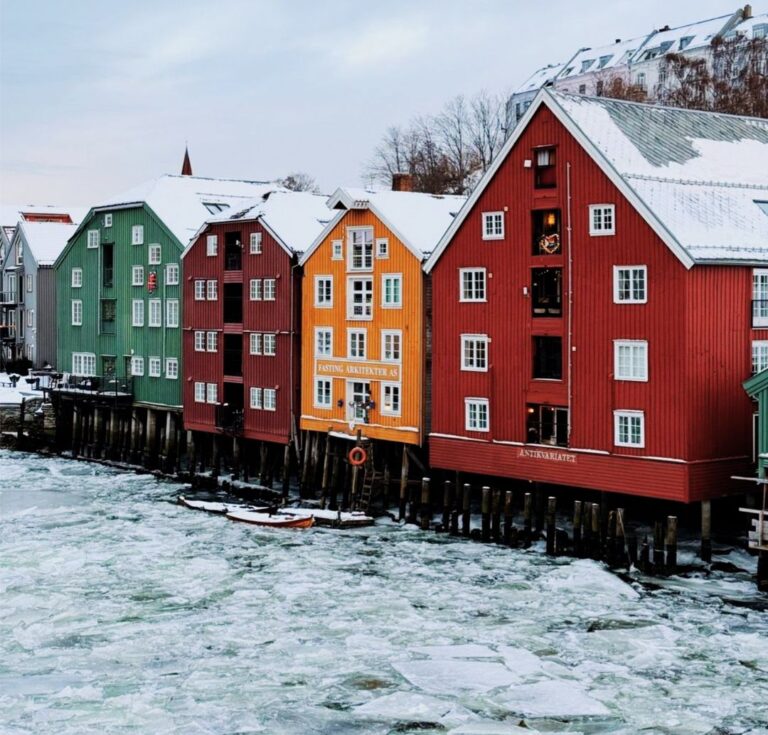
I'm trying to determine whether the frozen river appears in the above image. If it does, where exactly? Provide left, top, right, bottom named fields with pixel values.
left=1, top=450, right=767, bottom=735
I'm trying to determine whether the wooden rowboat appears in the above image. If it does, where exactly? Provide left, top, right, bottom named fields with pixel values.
left=178, top=495, right=269, bottom=515
left=226, top=509, right=315, bottom=529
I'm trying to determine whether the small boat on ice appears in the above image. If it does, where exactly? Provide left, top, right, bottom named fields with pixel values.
left=226, top=509, right=315, bottom=529
left=178, top=495, right=269, bottom=515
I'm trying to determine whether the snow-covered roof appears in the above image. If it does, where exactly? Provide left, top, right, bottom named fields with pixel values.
left=558, top=37, right=648, bottom=80
left=15, top=221, right=80, bottom=266
left=634, top=14, right=732, bottom=62
left=427, top=89, right=768, bottom=271
left=0, top=203, right=85, bottom=228
left=97, top=174, right=283, bottom=247
left=186, top=190, right=334, bottom=258
left=729, top=11, right=768, bottom=40
left=514, top=63, right=567, bottom=95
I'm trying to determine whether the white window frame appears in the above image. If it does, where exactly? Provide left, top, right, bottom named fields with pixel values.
left=132, top=299, right=144, bottom=327
left=131, top=356, right=144, bottom=376
left=614, top=410, right=645, bottom=448
left=263, top=333, right=276, bottom=356
left=376, top=237, right=389, bottom=259
left=250, top=332, right=262, bottom=355
left=347, top=277, right=373, bottom=320
left=148, top=244, right=161, bottom=265
left=250, top=387, right=263, bottom=409
left=381, top=329, right=402, bottom=363
left=194, top=331, right=206, bottom=352
left=194, top=280, right=206, bottom=300
left=753, top=269, right=768, bottom=327
left=206, top=331, right=218, bottom=352
left=148, top=356, right=162, bottom=377
left=314, top=276, right=333, bottom=307
left=315, top=327, right=333, bottom=357
left=71, top=268, right=83, bottom=288
left=166, top=263, right=179, bottom=285
left=148, top=299, right=162, bottom=327
left=331, top=240, right=343, bottom=260
left=103, top=213, right=113, bottom=228
left=613, top=265, right=647, bottom=304
left=166, top=299, right=179, bottom=328
left=263, top=278, right=276, bottom=301
left=194, top=382, right=206, bottom=403
left=314, top=378, right=332, bottom=408
left=461, top=334, right=489, bottom=372
left=481, top=212, right=504, bottom=241
left=206, top=383, right=218, bottom=404
left=206, top=234, right=218, bottom=256
left=26, top=274, right=32, bottom=293
left=589, top=204, right=616, bottom=236
left=132, top=265, right=144, bottom=287
left=206, top=280, right=218, bottom=300
left=381, top=382, right=401, bottom=416
left=614, top=340, right=648, bottom=382
left=71, top=299, right=83, bottom=326
left=131, top=225, right=144, bottom=245
left=465, top=397, right=490, bottom=432
left=250, top=232, right=263, bottom=254
left=72, top=352, right=96, bottom=376
left=752, top=340, right=768, bottom=374
left=347, top=328, right=367, bottom=360
left=263, top=388, right=277, bottom=411
left=26, top=309, right=34, bottom=328
left=460, top=268, right=487, bottom=302
left=382, top=273, right=402, bottom=308
left=347, top=227, right=374, bottom=272
left=87, top=230, right=100, bottom=249
left=166, top=359, right=179, bottom=379
left=250, top=278, right=262, bottom=301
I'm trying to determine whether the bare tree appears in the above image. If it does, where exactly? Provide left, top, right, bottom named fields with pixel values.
left=468, top=90, right=505, bottom=172
left=279, top=172, right=320, bottom=192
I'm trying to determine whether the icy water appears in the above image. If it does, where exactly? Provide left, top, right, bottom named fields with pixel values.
left=1, top=451, right=767, bottom=735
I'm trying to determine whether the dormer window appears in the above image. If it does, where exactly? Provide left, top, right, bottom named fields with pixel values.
left=534, top=147, right=556, bottom=189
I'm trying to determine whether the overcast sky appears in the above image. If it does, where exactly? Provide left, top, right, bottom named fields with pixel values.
left=0, top=0, right=745, bottom=206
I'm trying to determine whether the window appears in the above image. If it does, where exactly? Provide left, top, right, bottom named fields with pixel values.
left=250, top=387, right=263, bottom=409
left=315, top=276, right=333, bottom=307
left=131, top=225, right=144, bottom=245
left=166, top=299, right=179, bottom=328
left=250, top=232, right=262, bottom=254
left=614, top=340, right=648, bottom=381
left=206, top=280, right=218, bottom=300
left=753, top=23, right=767, bottom=39
left=578, top=84, right=587, bottom=94
left=26, top=309, right=34, bottom=327
left=533, top=336, right=562, bottom=379
left=72, top=352, right=96, bottom=376
left=527, top=404, right=568, bottom=446
left=614, top=266, right=647, bottom=304
left=16, top=241, right=22, bottom=266
left=589, top=204, right=616, bottom=236
left=314, top=378, right=332, bottom=408
left=753, top=269, right=768, bottom=327
left=250, top=279, right=262, bottom=301
left=263, top=333, right=276, bottom=356
left=382, top=330, right=401, bottom=362
left=460, top=268, right=487, bottom=302
left=532, top=210, right=561, bottom=255
left=104, top=213, right=113, bottom=227
left=534, top=147, right=556, bottom=188
left=26, top=274, right=32, bottom=293
left=381, top=383, right=401, bottom=415
left=132, top=265, right=144, bottom=287
left=347, top=381, right=371, bottom=422
left=347, top=277, right=373, bottom=320
left=132, top=299, right=144, bottom=326
left=71, top=299, right=83, bottom=326
left=194, top=280, right=206, bottom=300
left=614, top=410, right=645, bottom=447
left=263, top=279, right=276, bottom=301
left=531, top=268, right=562, bottom=316
left=87, top=230, right=99, bottom=249
left=194, top=382, right=206, bottom=403
left=635, top=72, right=647, bottom=90
left=165, top=358, right=178, bottom=379
left=348, top=329, right=367, bottom=359
left=148, top=357, right=161, bottom=377
left=753, top=342, right=768, bottom=374
left=263, top=388, right=276, bottom=411
left=206, top=331, right=218, bottom=352
left=315, top=328, right=332, bottom=357
left=461, top=335, right=489, bottom=371
left=148, top=299, right=162, bottom=327
left=376, top=238, right=389, bottom=258
left=166, top=263, right=179, bottom=285
left=250, top=333, right=262, bottom=355
left=148, top=244, right=161, bottom=265
left=131, top=356, right=144, bottom=376
left=348, top=228, right=374, bottom=271
left=194, top=331, right=205, bottom=351
left=71, top=268, right=83, bottom=288
left=482, top=212, right=504, bottom=240
left=206, top=235, right=218, bottom=256
left=465, top=398, right=490, bottom=432
left=382, top=274, right=402, bottom=307
left=206, top=383, right=218, bottom=404
left=100, top=299, right=116, bottom=333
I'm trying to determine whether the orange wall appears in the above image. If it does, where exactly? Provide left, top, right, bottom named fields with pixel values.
left=300, top=209, right=424, bottom=445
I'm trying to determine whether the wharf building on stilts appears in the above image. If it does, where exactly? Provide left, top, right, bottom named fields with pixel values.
left=298, top=180, right=466, bottom=510
left=181, top=190, right=332, bottom=483
left=50, top=159, right=279, bottom=470
left=425, top=89, right=768, bottom=507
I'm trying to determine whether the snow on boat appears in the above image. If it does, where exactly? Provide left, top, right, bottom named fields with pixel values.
left=178, top=495, right=269, bottom=515
left=277, top=507, right=374, bottom=528
left=226, top=509, right=315, bottom=529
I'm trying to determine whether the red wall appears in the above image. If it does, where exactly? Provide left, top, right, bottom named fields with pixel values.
left=182, top=220, right=300, bottom=445
left=429, top=105, right=755, bottom=502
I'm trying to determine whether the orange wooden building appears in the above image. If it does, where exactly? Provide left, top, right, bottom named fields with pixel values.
left=299, top=183, right=465, bottom=449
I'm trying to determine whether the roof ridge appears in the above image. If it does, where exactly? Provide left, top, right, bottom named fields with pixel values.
left=624, top=172, right=768, bottom=190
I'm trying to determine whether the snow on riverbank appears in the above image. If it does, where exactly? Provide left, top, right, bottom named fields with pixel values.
left=0, top=372, right=44, bottom=405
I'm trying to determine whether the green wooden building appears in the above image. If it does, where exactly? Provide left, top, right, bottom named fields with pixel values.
left=744, top=369, right=768, bottom=478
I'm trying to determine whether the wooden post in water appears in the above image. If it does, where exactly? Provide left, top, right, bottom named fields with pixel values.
left=282, top=442, right=291, bottom=498
left=606, top=510, right=617, bottom=566
left=616, top=508, right=626, bottom=567
left=481, top=486, right=491, bottom=542
left=407, top=482, right=419, bottom=525
left=350, top=430, right=363, bottom=506
left=320, top=433, right=332, bottom=506
left=232, top=436, right=241, bottom=480
left=420, top=477, right=431, bottom=531
left=546, top=496, right=557, bottom=556
left=442, top=480, right=452, bottom=530
left=399, top=445, right=409, bottom=521
left=503, top=490, right=514, bottom=546
left=491, top=489, right=502, bottom=543
left=653, top=520, right=665, bottom=570
left=329, top=451, right=340, bottom=510
left=450, top=485, right=460, bottom=536
left=573, top=501, right=583, bottom=557
left=701, top=500, right=712, bottom=563
left=300, top=431, right=312, bottom=496
left=382, top=462, right=391, bottom=511
left=259, top=442, right=269, bottom=486
left=462, top=483, right=471, bottom=537
left=639, top=535, right=650, bottom=572
left=666, top=515, right=678, bottom=572
left=523, top=492, right=533, bottom=545
left=590, top=503, right=601, bottom=560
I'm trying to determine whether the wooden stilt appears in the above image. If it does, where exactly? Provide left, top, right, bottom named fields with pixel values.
left=442, top=481, right=452, bottom=530
left=665, top=516, right=678, bottom=572
left=590, top=503, right=601, bottom=560
left=350, top=430, right=362, bottom=506
left=616, top=508, right=626, bottom=567
left=382, top=461, right=391, bottom=511
left=523, top=492, right=533, bottom=545
left=701, top=500, right=712, bottom=563
left=653, top=520, right=665, bottom=569
left=491, top=489, right=502, bottom=543
left=503, top=490, right=514, bottom=546
left=481, top=486, right=491, bottom=542
left=462, top=483, right=471, bottom=537
left=546, top=496, right=556, bottom=556
left=606, top=510, right=617, bottom=565
left=639, top=535, right=650, bottom=572
left=573, top=500, right=583, bottom=557
left=259, top=442, right=268, bottom=485
left=420, top=477, right=431, bottom=531
left=399, top=444, right=409, bottom=520
left=300, top=431, right=312, bottom=495
left=329, top=450, right=340, bottom=510
left=320, top=433, right=332, bottom=506
left=282, top=442, right=291, bottom=498
left=450, top=484, right=460, bottom=536
left=211, top=434, right=221, bottom=478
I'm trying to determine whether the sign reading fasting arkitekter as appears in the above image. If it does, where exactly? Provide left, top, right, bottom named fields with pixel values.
left=315, top=359, right=401, bottom=381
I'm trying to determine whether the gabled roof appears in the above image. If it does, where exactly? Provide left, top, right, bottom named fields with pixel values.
left=15, top=220, right=80, bottom=266
left=183, top=190, right=334, bottom=260
left=0, top=203, right=86, bottom=228
left=300, top=187, right=466, bottom=266
left=744, top=366, right=768, bottom=398
left=426, top=89, right=768, bottom=272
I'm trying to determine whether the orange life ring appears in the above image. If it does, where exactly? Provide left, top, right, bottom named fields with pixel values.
left=348, top=447, right=367, bottom=466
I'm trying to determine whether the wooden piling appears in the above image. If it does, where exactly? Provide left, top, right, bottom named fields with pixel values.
left=639, top=535, right=650, bottom=572
left=320, top=433, right=332, bottom=505
left=450, top=486, right=459, bottom=535
left=491, top=489, right=502, bottom=543
left=616, top=508, right=626, bottom=567
left=573, top=500, right=583, bottom=557
left=462, top=483, right=471, bottom=537
left=282, top=442, right=291, bottom=498
left=590, top=503, right=601, bottom=560
left=399, top=445, right=409, bottom=520
left=523, top=492, right=533, bottom=545
left=420, top=477, right=431, bottom=531
left=300, top=431, right=312, bottom=495
left=503, top=490, right=514, bottom=546
left=350, top=430, right=363, bottom=505
left=481, top=486, right=491, bottom=542
left=407, top=483, right=418, bottom=525
left=653, top=520, right=665, bottom=569
left=701, top=500, right=712, bottom=563
left=442, top=480, right=452, bottom=530
left=546, top=496, right=556, bottom=556
left=665, top=515, right=678, bottom=572
left=329, top=451, right=340, bottom=511
left=606, top=510, right=616, bottom=566
left=627, top=532, right=638, bottom=567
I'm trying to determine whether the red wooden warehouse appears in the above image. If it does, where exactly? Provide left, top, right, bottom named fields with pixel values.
left=425, top=90, right=768, bottom=503
left=182, top=191, right=331, bottom=457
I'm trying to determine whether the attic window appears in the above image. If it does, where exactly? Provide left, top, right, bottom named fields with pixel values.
left=679, top=36, right=694, bottom=50
left=204, top=202, right=230, bottom=215
left=534, top=147, right=556, bottom=189
left=580, top=59, right=594, bottom=73
left=754, top=24, right=767, bottom=39
left=598, top=55, right=613, bottom=68
left=756, top=201, right=768, bottom=217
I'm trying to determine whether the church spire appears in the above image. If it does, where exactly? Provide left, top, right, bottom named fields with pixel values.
left=181, top=144, right=193, bottom=176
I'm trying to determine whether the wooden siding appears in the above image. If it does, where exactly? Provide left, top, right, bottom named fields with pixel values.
left=55, top=206, right=183, bottom=408
left=428, top=104, right=755, bottom=502
left=182, top=219, right=299, bottom=444
left=36, top=267, right=57, bottom=367
left=300, top=209, right=425, bottom=445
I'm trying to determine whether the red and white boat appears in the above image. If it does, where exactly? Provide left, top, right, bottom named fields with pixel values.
left=226, top=509, right=315, bottom=529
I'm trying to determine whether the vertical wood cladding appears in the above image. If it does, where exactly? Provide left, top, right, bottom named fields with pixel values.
left=429, top=105, right=753, bottom=501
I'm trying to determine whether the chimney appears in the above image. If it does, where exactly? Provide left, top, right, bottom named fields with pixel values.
left=615, top=38, right=622, bottom=43
left=181, top=145, right=193, bottom=176
left=660, top=24, right=670, bottom=31
left=743, top=4, right=752, bottom=19
left=391, top=173, right=413, bottom=192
